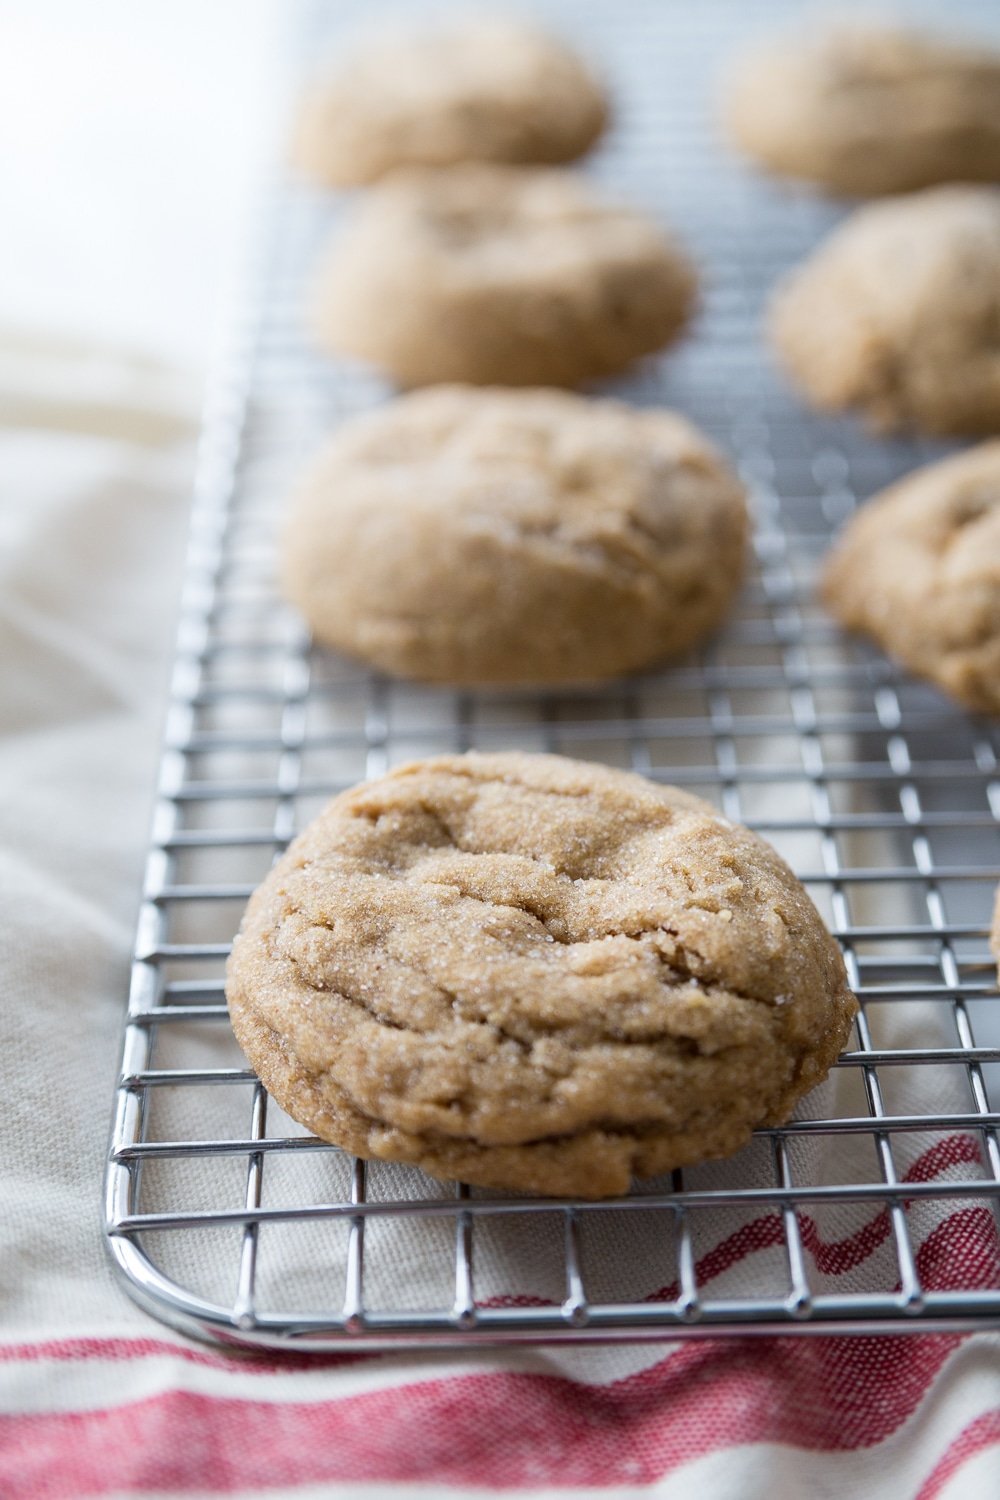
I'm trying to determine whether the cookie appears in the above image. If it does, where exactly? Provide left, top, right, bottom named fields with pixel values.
left=226, top=752, right=857, bottom=1198
left=770, top=186, right=1000, bottom=436
left=723, top=23, right=1000, bottom=197
left=280, top=387, right=747, bottom=686
left=292, top=17, right=607, bottom=187
left=310, top=165, right=697, bottom=388
left=822, top=442, right=1000, bottom=713
left=992, top=886, right=1000, bottom=981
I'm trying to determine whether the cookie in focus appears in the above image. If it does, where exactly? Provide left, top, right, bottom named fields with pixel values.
left=226, top=752, right=857, bottom=1199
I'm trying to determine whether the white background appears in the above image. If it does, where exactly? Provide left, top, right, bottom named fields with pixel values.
left=0, top=0, right=285, bottom=373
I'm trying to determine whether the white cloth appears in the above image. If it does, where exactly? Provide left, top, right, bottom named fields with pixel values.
left=0, top=333, right=195, bottom=1332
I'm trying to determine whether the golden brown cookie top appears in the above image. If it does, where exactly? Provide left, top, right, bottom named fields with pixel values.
left=227, top=753, right=856, bottom=1194
left=310, top=165, right=697, bottom=387
left=770, top=185, right=1000, bottom=436
left=723, top=23, right=1000, bottom=196
left=280, top=387, right=746, bottom=685
left=314, top=162, right=692, bottom=302
left=292, top=17, right=608, bottom=187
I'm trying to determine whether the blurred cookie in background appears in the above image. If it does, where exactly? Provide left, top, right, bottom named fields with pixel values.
left=822, top=442, right=1000, bottom=714
left=722, top=23, right=1000, bottom=197
left=292, top=15, right=608, bottom=188
left=310, top=164, right=697, bottom=387
left=770, top=185, right=1000, bottom=436
left=281, top=386, right=747, bottom=687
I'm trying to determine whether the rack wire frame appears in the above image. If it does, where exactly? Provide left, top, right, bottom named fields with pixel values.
left=105, top=0, right=1000, bottom=1350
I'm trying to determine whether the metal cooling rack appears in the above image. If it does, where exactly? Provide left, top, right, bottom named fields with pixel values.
left=105, top=0, right=1000, bottom=1349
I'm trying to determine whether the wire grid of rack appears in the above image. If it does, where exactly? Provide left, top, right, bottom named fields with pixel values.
left=105, top=0, right=1000, bottom=1349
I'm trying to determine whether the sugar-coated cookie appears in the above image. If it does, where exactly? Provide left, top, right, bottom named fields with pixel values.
left=227, top=752, right=857, bottom=1198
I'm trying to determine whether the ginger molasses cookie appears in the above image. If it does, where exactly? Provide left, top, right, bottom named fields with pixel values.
left=280, top=387, right=747, bottom=686
left=292, top=16, right=607, bottom=187
left=822, top=442, right=1000, bottom=713
left=723, top=24, right=1000, bottom=197
left=310, top=165, right=696, bottom=388
left=226, top=752, right=857, bottom=1198
left=770, top=186, right=1000, bottom=436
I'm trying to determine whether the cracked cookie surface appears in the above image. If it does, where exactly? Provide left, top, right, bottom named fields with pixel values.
left=292, top=17, right=607, bottom=188
left=226, top=752, right=857, bottom=1197
left=281, top=387, right=747, bottom=686
left=311, top=165, right=696, bottom=388
left=723, top=24, right=1000, bottom=198
left=822, top=442, right=1000, bottom=713
left=770, top=185, right=1000, bottom=436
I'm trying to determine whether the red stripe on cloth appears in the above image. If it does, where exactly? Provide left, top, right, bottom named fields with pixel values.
left=489, top=1204, right=885, bottom=1311
left=646, top=1177, right=1000, bottom=1305
left=3, top=1209, right=997, bottom=1497
left=916, top=1208, right=1000, bottom=1293
left=490, top=1135, right=990, bottom=1311
left=903, top=1135, right=982, bottom=1183
left=0, top=1330, right=968, bottom=1496
left=488, top=1201, right=873, bottom=1306
left=915, top=1409, right=1000, bottom=1500
left=0, top=1337, right=359, bottom=1375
